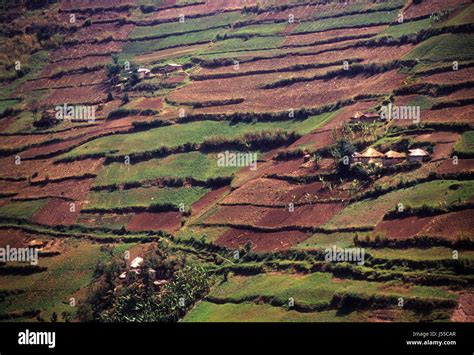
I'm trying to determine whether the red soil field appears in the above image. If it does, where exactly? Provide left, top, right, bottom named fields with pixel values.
left=373, top=215, right=434, bottom=239
left=421, top=209, right=474, bottom=240
left=130, top=97, right=164, bottom=110
left=215, top=228, right=310, bottom=252
left=32, top=198, right=82, bottom=226
left=224, top=177, right=347, bottom=206
left=19, top=70, right=107, bottom=92
left=198, top=43, right=399, bottom=76
left=70, top=23, right=134, bottom=43
left=282, top=26, right=386, bottom=46
left=134, top=0, right=260, bottom=22
left=31, top=158, right=104, bottom=183
left=127, top=211, right=182, bottom=233
left=39, top=56, right=111, bottom=78
left=0, top=229, right=31, bottom=248
left=39, top=84, right=108, bottom=106
left=420, top=105, right=474, bottom=124
left=192, top=186, right=230, bottom=216
left=60, top=0, right=135, bottom=11
left=413, top=131, right=459, bottom=143
left=417, top=67, right=474, bottom=85
left=15, top=177, right=95, bottom=201
left=206, top=201, right=345, bottom=229
left=50, top=42, right=122, bottom=62
left=436, top=158, right=474, bottom=174
left=135, top=44, right=209, bottom=63
left=432, top=142, right=454, bottom=161
left=451, top=292, right=474, bottom=322
left=402, top=0, right=470, bottom=19
left=170, top=70, right=407, bottom=114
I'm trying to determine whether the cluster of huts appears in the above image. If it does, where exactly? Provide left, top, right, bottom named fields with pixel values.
left=352, top=147, right=430, bottom=167
left=118, top=256, right=169, bottom=290
left=116, top=63, right=184, bottom=92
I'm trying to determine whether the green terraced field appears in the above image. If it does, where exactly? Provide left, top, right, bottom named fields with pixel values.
left=94, top=151, right=246, bottom=186
left=324, top=180, right=474, bottom=228
left=294, top=9, right=399, bottom=34
left=85, top=186, right=210, bottom=210
left=405, top=33, right=474, bottom=62
left=60, top=112, right=337, bottom=160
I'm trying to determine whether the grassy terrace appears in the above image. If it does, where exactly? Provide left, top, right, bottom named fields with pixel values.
left=378, top=18, right=432, bottom=38
left=93, top=151, right=246, bottom=186
left=58, top=111, right=337, bottom=160
left=130, top=12, right=245, bottom=39
left=324, top=180, right=474, bottom=229
left=0, top=199, right=48, bottom=219
left=0, top=240, right=126, bottom=320
left=206, top=273, right=455, bottom=306
left=84, top=186, right=209, bottom=211
left=405, top=33, right=474, bottom=62
left=182, top=302, right=440, bottom=322
left=122, top=28, right=224, bottom=57
left=293, top=9, right=399, bottom=34
left=454, top=131, right=474, bottom=157
left=205, top=36, right=285, bottom=54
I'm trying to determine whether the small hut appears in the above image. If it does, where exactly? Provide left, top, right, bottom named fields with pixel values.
left=360, top=147, right=384, bottom=164
left=408, top=148, right=429, bottom=163
left=350, top=111, right=381, bottom=123
left=383, top=150, right=406, bottom=167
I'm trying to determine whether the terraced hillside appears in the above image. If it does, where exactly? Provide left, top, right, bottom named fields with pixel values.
left=0, top=0, right=473, bottom=323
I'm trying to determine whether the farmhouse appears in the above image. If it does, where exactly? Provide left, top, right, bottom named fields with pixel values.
left=359, top=147, right=384, bottom=165
left=350, top=111, right=381, bottom=123
left=130, top=256, right=144, bottom=268
left=408, top=148, right=430, bottom=163
left=383, top=150, right=406, bottom=167
left=351, top=152, right=362, bottom=164
left=163, top=63, right=183, bottom=73
left=137, top=68, right=151, bottom=79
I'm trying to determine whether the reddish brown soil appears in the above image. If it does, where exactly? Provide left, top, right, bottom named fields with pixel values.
left=413, top=131, right=459, bottom=143
left=421, top=209, right=474, bottom=240
left=283, top=26, right=387, bottom=46
left=39, top=84, right=108, bottom=106
left=32, top=198, right=82, bottom=225
left=170, top=70, right=407, bottom=114
left=224, top=177, right=346, bottom=206
left=0, top=229, right=30, bottom=248
left=206, top=202, right=345, bottom=228
left=192, top=186, right=230, bottom=216
left=31, top=158, right=104, bottom=183
left=131, top=97, right=164, bottom=110
left=39, top=56, right=111, bottom=78
left=418, top=67, right=474, bottom=85
left=50, top=42, right=122, bottom=62
left=199, top=44, right=414, bottom=76
left=451, top=292, right=474, bottom=322
left=127, top=211, right=182, bottom=233
left=15, top=178, right=95, bottom=201
left=61, top=0, right=135, bottom=10
left=403, top=0, right=470, bottom=19
left=19, top=70, right=107, bottom=92
left=432, top=142, right=454, bottom=161
left=215, top=228, right=310, bottom=252
left=135, top=44, right=209, bottom=63
left=436, top=158, right=474, bottom=174
left=70, top=23, right=134, bottom=42
left=374, top=215, right=434, bottom=239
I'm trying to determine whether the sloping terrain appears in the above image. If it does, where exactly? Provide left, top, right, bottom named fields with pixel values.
left=0, top=0, right=473, bottom=323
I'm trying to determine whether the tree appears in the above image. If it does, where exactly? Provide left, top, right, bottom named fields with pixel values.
left=331, top=139, right=355, bottom=175
left=50, top=312, right=58, bottom=322
left=121, top=93, right=129, bottom=104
